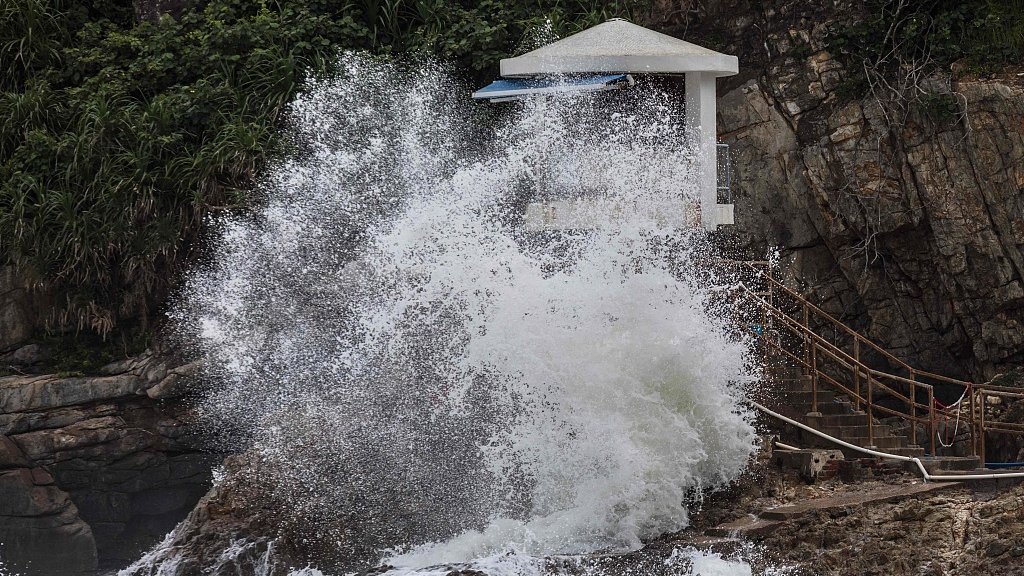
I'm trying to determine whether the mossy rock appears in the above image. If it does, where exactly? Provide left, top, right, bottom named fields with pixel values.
left=988, top=369, right=1024, bottom=389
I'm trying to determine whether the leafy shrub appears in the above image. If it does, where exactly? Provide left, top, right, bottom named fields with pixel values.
left=827, top=0, right=1022, bottom=121
left=46, top=322, right=152, bottom=374
left=830, top=0, right=1024, bottom=79
left=920, top=92, right=959, bottom=122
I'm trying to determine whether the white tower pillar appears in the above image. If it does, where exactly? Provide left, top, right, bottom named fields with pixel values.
left=685, top=71, right=720, bottom=232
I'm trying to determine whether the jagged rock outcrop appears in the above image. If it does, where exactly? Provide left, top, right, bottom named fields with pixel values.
left=0, top=350, right=215, bottom=574
left=755, top=481, right=1024, bottom=575
left=668, top=440, right=1024, bottom=576
left=119, top=456, right=302, bottom=576
left=692, top=0, right=1024, bottom=381
left=119, top=451, right=392, bottom=576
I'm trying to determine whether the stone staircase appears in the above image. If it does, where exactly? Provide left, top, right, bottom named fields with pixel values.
left=763, top=365, right=927, bottom=458
left=728, top=259, right=1015, bottom=469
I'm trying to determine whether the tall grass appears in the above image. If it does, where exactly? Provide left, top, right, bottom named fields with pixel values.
left=0, top=0, right=65, bottom=90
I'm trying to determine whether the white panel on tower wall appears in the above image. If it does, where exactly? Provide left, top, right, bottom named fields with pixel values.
left=524, top=199, right=701, bottom=231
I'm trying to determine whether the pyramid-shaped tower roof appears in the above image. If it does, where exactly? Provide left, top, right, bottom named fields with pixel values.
left=500, top=19, right=738, bottom=78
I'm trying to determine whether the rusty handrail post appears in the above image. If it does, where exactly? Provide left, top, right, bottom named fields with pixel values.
left=762, top=277, right=770, bottom=366
left=979, top=391, right=986, bottom=462
left=802, top=301, right=810, bottom=375
left=867, top=376, right=874, bottom=447
left=811, top=340, right=819, bottom=414
left=970, top=387, right=978, bottom=457
left=909, top=380, right=917, bottom=447
left=928, top=387, right=936, bottom=457
left=909, top=369, right=917, bottom=447
left=853, top=339, right=861, bottom=411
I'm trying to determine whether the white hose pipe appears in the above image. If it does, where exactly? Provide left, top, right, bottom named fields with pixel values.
left=773, top=441, right=801, bottom=451
left=752, top=401, right=1024, bottom=482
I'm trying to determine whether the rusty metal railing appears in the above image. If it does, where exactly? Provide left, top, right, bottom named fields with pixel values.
left=968, top=384, right=1024, bottom=458
left=718, top=260, right=1023, bottom=460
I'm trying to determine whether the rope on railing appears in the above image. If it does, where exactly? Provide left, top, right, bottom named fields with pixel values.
left=935, top=382, right=971, bottom=448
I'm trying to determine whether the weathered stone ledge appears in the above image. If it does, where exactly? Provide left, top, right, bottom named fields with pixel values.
left=0, top=351, right=215, bottom=576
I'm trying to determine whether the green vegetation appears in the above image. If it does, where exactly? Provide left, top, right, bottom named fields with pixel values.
left=46, top=322, right=151, bottom=374
left=830, top=0, right=1024, bottom=103
left=919, top=92, right=959, bottom=121
left=0, top=323, right=150, bottom=376
left=0, top=0, right=647, bottom=339
left=787, top=31, right=811, bottom=60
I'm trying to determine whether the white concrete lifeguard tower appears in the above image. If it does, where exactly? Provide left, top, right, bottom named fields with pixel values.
left=473, top=19, right=737, bottom=232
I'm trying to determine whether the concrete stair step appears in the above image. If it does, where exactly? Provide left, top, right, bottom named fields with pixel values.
left=838, top=444, right=925, bottom=459
left=774, top=381, right=812, bottom=392
left=887, top=446, right=927, bottom=458
left=775, top=376, right=816, bottom=392
left=764, top=367, right=804, bottom=379
left=763, top=370, right=803, bottom=378
left=762, top=369, right=810, bottom=378
left=805, top=412, right=870, bottom=427
left=756, top=481, right=960, bottom=521
left=787, top=428, right=831, bottom=446
left=790, top=401, right=857, bottom=415
left=912, top=456, right=982, bottom=473
left=784, top=390, right=836, bottom=405
left=770, top=377, right=811, bottom=385
left=702, top=482, right=962, bottom=542
left=846, top=436, right=909, bottom=449
left=820, top=424, right=892, bottom=439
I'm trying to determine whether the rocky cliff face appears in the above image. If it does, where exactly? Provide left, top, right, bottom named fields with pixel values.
left=685, top=0, right=1024, bottom=381
left=0, top=351, right=215, bottom=575
left=0, top=446, right=96, bottom=576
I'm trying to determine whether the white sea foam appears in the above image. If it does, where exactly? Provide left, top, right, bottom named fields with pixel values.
left=168, top=53, right=758, bottom=573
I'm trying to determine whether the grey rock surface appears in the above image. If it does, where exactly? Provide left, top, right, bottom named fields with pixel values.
left=0, top=344, right=51, bottom=370
left=131, top=0, right=191, bottom=22
left=704, top=0, right=1024, bottom=380
left=0, top=352, right=215, bottom=571
left=0, top=445, right=97, bottom=576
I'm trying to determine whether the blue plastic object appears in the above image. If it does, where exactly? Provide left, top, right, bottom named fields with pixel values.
left=472, top=74, right=632, bottom=101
